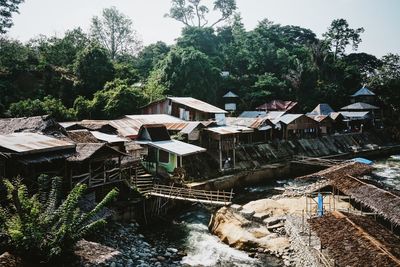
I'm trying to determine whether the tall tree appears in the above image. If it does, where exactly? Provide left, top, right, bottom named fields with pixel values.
left=90, top=6, right=142, bottom=59
left=166, top=0, right=236, bottom=28
left=150, top=47, right=221, bottom=103
left=73, top=44, right=115, bottom=98
left=323, top=18, right=364, bottom=60
left=0, top=0, right=24, bottom=34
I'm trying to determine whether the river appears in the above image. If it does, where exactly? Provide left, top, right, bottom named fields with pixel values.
left=139, top=179, right=290, bottom=267
left=139, top=155, right=400, bottom=267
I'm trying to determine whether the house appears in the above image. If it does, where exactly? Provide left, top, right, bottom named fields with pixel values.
left=124, top=114, right=188, bottom=138
left=256, top=100, right=298, bottom=113
left=238, top=111, right=267, bottom=118
left=225, top=117, right=275, bottom=143
left=340, top=102, right=381, bottom=128
left=136, top=124, right=206, bottom=175
left=274, top=114, right=319, bottom=140
left=61, top=115, right=188, bottom=140
left=203, top=125, right=253, bottom=170
left=67, top=143, right=132, bottom=191
left=309, top=103, right=335, bottom=116
left=0, top=115, right=67, bottom=136
left=142, top=97, right=228, bottom=122
left=307, top=115, right=334, bottom=134
left=0, top=132, right=75, bottom=180
left=339, top=111, right=372, bottom=131
left=351, top=86, right=376, bottom=104
left=223, top=91, right=239, bottom=113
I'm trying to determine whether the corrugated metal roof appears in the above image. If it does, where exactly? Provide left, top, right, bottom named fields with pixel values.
left=256, top=100, right=297, bottom=112
left=307, top=114, right=331, bottom=122
left=309, top=104, right=335, bottom=116
left=339, top=111, right=370, bottom=119
left=205, top=126, right=253, bottom=135
left=180, top=122, right=205, bottom=134
left=351, top=87, right=375, bottom=97
left=223, top=91, right=239, bottom=98
left=341, top=102, right=379, bottom=110
left=265, top=111, right=286, bottom=120
left=91, top=131, right=128, bottom=143
left=0, top=133, right=75, bottom=154
left=122, top=115, right=188, bottom=137
left=225, top=117, right=273, bottom=130
left=168, top=97, right=227, bottom=114
left=67, top=143, right=127, bottom=162
left=148, top=140, right=206, bottom=156
left=276, top=114, right=303, bottom=125
left=238, top=111, right=267, bottom=118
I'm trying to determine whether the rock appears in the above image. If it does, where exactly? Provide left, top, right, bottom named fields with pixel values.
left=267, top=222, right=285, bottom=230
left=230, top=204, right=243, bottom=211
left=209, top=206, right=290, bottom=252
left=110, top=262, right=116, bottom=267
left=164, top=252, right=172, bottom=257
left=157, top=256, right=166, bottom=261
left=263, top=216, right=284, bottom=226
left=167, top=247, right=178, bottom=253
left=252, top=212, right=270, bottom=222
left=240, top=209, right=255, bottom=219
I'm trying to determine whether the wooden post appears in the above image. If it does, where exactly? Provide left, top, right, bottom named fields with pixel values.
left=233, top=135, right=236, bottom=169
left=219, top=137, right=223, bottom=171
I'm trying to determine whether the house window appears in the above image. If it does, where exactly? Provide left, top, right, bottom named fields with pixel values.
left=159, top=150, right=169, bottom=163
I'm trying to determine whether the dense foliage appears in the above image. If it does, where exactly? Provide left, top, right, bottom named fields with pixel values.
left=0, top=3, right=399, bottom=125
left=0, top=176, right=118, bottom=263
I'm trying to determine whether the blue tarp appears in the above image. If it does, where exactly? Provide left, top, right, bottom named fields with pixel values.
left=317, top=193, right=324, bottom=217
left=352, top=157, right=373, bottom=165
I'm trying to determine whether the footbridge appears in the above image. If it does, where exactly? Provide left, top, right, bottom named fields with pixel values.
left=148, top=184, right=234, bottom=206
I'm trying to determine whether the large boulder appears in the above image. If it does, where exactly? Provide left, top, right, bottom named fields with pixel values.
left=209, top=206, right=289, bottom=253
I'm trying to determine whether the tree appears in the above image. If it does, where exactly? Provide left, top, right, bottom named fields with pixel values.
left=0, top=176, right=118, bottom=263
left=177, top=26, right=219, bottom=56
left=30, top=28, right=89, bottom=69
left=0, top=0, right=24, bottom=34
left=8, top=96, right=76, bottom=121
left=91, top=6, right=142, bottom=59
left=73, top=44, right=115, bottom=98
left=135, top=41, right=170, bottom=79
left=151, top=47, right=221, bottom=103
left=166, top=0, right=236, bottom=28
left=323, top=18, right=364, bottom=60
left=369, top=53, right=400, bottom=113
left=92, top=79, right=147, bottom=119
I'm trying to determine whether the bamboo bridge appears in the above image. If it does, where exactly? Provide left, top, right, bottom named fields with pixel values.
left=148, top=184, right=234, bottom=206
left=129, top=166, right=234, bottom=206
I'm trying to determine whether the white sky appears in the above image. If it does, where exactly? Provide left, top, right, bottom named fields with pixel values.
left=7, top=0, right=400, bottom=58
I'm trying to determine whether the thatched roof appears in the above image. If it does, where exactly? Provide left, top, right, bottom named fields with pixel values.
left=297, top=162, right=374, bottom=180
left=331, top=175, right=400, bottom=226
left=297, top=162, right=400, bottom=225
left=0, top=115, right=66, bottom=136
left=67, top=130, right=100, bottom=143
left=309, top=211, right=400, bottom=267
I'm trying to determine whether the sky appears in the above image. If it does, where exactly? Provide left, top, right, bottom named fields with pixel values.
left=7, top=0, right=400, bottom=58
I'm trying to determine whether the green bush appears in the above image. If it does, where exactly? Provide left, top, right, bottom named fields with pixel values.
left=0, top=176, right=118, bottom=263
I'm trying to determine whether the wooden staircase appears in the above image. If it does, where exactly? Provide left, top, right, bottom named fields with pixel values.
left=130, top=164, right=154, bottom=195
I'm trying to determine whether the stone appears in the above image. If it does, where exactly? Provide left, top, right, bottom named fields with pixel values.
left=263, top=216, right=283, bottom=226
left=230, top=204, right=243, bottom=211
left=240, top=209, right=255, bottom=219
left=157, top=256, right=166, bottom=261
left=110, top=262, right=116, bottom=267
left=252, top=212, right=270, bottom=222
left=167, top=247, right=178, bottom=253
